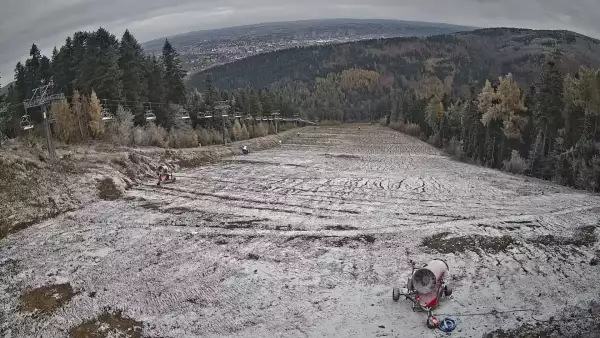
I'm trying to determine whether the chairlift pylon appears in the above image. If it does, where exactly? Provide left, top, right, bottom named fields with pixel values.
left=20, top=114, right=34, bottom=130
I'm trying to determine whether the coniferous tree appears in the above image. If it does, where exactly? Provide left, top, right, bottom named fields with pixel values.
left=120, top=30, right=147, bottom=105
left=14, top=62, right=28, bottom=102
left=162, top=39, right=186, bottom=105
left=534, top=61, right=564, bottom=155
left=144, top=55, right=166, bottom=126
left=26, top=44, right=42, bottom=92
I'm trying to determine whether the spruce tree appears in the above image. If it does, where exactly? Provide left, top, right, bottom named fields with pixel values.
left=534, top=61, right=564, bottom=155
left=144, top=55, right=167, bottom=126
left=26, top=44, right=42, bottom=92
left=14, top=62, right=28, bottom=102
left=162, top=39, right=186, bottom=104
left=119, top=30, right=147, bottom=105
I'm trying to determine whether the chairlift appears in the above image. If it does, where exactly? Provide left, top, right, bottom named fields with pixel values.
left=145, top=110, right=156, bottom=121
left=20, top=115, right=34, bottom=130
left=101, top=100, right=113, bottom=121
left=101, top=108, right=113, bottom=121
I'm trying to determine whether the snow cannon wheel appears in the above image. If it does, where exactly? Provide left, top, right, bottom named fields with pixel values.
left=392, top=287, right=400, bottom=301
left=444, top=284, right=453, bottom=297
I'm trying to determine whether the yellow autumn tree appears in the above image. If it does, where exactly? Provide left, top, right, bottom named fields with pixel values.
left=479, top=74, right=528, bottom=140
left=339, top=69, right=381, bottom=90
left=425, top=98, right=444, bottom=132
left=88, top=90, right=103, bottom=138
left=497, top=74, right=528, bottom=140
left=52, top=99, right=76, bottom=143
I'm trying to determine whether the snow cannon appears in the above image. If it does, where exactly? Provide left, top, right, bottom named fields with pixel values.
left=392, top=259, right=453, bottom=329
left=412, top=259, right=449, bottom=294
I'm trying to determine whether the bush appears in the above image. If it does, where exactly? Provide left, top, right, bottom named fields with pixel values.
left=109, top=106, right=134, bottom=146
left=168, top=127, right=199, bottom=148
left=241, top=124, right=250, bottom=140
left=133, top=127, right=144, bottom=146
left=266, top=123, right=275, bottom=135
left=319, top=120, right=342, bottom=126
left=279, top=122, right=296, bottom=132
left=403, top=123, right=421, bottom=137
left=252, top=123, right=268, bottom=138
left=133, top=123, right=168, bottom=147
left=52, top=99, right=77, bottom=143
left=445, top=137, right=466, bottom=160
left=427, top=132, right=441, bottom=146
left=232, top=120, right=243, bottom=141
left=503, top=150, right=528, bottom=174
left=387, top=121, right=421, bottom=137
left=389, top=121, right=404, bottom=131
left=88, top=90, right=103, bottom=138
left=212, top=130, right=224, bottom=144
left=196, top=128, right=213, bottom=146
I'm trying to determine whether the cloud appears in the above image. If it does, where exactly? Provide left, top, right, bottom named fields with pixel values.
left=1, top=0, right=600, bottom=86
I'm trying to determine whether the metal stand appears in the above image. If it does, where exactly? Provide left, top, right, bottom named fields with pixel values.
left=41, top=105, right=56, bottom=161
left=23, top=80, right=64, bottom=163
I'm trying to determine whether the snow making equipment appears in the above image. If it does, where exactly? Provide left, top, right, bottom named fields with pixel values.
left=392, top=259, right=453, bottom=328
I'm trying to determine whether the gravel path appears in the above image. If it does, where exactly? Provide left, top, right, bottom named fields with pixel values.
left=2, top=124, right=600, bottom=338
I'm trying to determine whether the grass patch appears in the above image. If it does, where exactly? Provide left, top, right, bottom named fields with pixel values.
left=422, top=233, right=516, bottom=254
left=528, top=226, right=597, bottom=247
left=69, top=309, right=143, bottom=338
left=20, top=283, right=75, bottom=315
left=286, top=234, right=375, bottom=247
left=97, top=178, right=122, bottom=201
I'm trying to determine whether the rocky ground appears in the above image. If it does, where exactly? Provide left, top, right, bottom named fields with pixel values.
left=1, top=124, right=600, bottom=338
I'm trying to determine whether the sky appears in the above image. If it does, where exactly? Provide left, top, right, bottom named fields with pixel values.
left=1, top=0, right=600, bottom=86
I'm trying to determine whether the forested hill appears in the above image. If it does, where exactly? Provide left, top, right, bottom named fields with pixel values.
left=188, top=27, right=600, bottom=96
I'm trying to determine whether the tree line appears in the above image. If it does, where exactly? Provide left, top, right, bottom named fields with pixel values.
left=0, top=28, right=299, bottom=145
left=196, top=58, right=600, bottom=192
left=186, top=28, right=600, bottom=192
left=238, top=61, right=600, bottom=192
left=386, top=62, right=599, bottom=192
left=0, top=28, right=186, bottom=138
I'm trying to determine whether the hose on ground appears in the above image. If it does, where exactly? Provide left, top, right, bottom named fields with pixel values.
left=438, top=317, right=457, bottom=332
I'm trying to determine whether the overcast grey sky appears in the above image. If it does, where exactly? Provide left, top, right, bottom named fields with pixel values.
left=1, top=0, right=600, bottom=86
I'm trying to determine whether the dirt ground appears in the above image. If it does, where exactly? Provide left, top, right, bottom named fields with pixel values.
left=1, top=124, right=600, bottom=338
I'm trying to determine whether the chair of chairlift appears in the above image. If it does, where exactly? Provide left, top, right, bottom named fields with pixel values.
left=101, top=109, right=113, bottom=121
left=20, top=115, right=34, bottom=130
left=180, top=110, right=190, bottom=120
left=145, top=110, right=157, bottom=121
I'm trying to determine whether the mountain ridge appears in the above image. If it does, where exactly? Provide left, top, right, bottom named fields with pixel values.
left=141, top=18, right=476, bottom=76
left=141, top=18, right=477, bottom=46
left=188, top=26, right=600, bottom=97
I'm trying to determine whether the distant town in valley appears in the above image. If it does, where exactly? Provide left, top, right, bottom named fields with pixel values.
left=141, top=19, right=475, bottom=78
